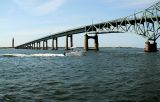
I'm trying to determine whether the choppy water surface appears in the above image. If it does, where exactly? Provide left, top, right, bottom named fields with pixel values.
left=0, top=48, right=160, bottom=102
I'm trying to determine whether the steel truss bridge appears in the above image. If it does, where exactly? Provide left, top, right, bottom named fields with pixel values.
left=15, top=1, right=160, bottom=52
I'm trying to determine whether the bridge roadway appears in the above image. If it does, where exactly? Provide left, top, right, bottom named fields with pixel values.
left=15, top=1, right=160, bottom=52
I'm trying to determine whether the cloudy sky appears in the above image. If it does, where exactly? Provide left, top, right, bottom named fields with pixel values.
left=0, top=0, right=158, bottom=47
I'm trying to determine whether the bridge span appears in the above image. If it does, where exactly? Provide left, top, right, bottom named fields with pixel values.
left=15, top=1, right=160, bottom=52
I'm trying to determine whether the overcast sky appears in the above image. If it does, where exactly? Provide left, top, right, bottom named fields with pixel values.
left=0, top=0, right=159, bottom=47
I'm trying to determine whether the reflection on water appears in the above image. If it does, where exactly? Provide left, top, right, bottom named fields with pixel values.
left=0, top=48, right=160, bottom=102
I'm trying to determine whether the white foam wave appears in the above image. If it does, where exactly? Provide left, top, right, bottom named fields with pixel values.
left=65, top=51, right=86, bottom=56
left=0, top=53, right=65, bottom=57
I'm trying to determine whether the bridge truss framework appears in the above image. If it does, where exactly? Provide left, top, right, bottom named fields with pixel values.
left=15, top=1, right=160, bottom=52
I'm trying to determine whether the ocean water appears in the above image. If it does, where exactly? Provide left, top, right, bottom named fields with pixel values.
left=0, top=48, right=160, bottom=102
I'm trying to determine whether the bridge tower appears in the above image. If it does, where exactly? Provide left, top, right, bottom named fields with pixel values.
left=84, top=33, right=99, bottom=51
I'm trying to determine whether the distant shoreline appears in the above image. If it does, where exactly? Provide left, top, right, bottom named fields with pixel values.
left=0, top=47, right=13, bottom=49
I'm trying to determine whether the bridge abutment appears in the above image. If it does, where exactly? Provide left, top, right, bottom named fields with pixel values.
left=84, top=34, right=99, bottom=51
left=144, top=42, right=157, bottom=52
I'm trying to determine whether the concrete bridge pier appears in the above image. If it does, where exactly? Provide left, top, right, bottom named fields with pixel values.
left=36, top=42, right=39, bottom=49
left=52, top=38, right=54, bottom=50
left=30, top=43, right=32, bottom=49
left=43, top=41, right=45, bottom=50
left=31, top=43, right=34, bottom=49
left=25, top=45, right=28, bottom=49
left=84, top=33, right=99, bottom=51
left=42, top=40, right=47, bottom=50
left=70, top=35, right=73, bottom=48
left=65, top=35, right=73, bottom=50
left=33, top=43, right=36, bottom=49
left=46, top=40, right=48, bottom=50
left=55, top=38, right=58, bottom=50
left=27, top=44, right=31, bottom=49
left=94, top=34, right=99, bottom=51
left=144, top=41, right=157, bottom=52
left=52, top=38, right=58, bottom=50
left=32, top=43, right=34, bottom=49
left=24, top=45, right=26, bottom=49
left=39, top=42, right=41, bottom=49
left=31, top=43, right=33, bottom=49
left=84, top=34, right=88, bottom=51
left=36, top=42, right=38, bottom=49
left=29, top=44, right=32, bottom=49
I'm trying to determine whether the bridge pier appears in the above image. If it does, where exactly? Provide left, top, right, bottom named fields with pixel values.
left=43, top=41, right=44, bottom=50
left=45, top=40, right=48, bottom=50
left=36, top=42, right=38, bottom=49
left=38, top=42, right=41, bottom=49
left=28, top=45, right=31, bottom=49
left=33, top=43, right=36, bottom=50
left=32, top=43, right=33, bottom=49
left=65, top=35, right=73, bottom=50
left=84, top=34, right=88, bottom=51
left=144, top=41, right=157, bottom=52
left=32, top=43, right=34, bottom=49
left=94, top=34, right=99, bottom=51
left=31, top=43, right=33, bottom=49
left=52, top=38, right=58, bottom=50
left=56, top=38, right=58, bottom=50
left=84, top=33, right=99, bottom=51
left=29, top=43, right=32, bottom=49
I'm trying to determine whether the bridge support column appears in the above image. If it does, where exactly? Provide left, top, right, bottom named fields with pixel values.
left=84, top=33, right=99, bottom=51
left=43, top=41, right=45, bottom=50
left=84, top=34, right=89, bottom=51
left=30, top=44, right=32, bottom=49
left=46, top=40, right=48, bottom=50
left=36, top=42, right=38, bottom=49
left=38, top=42, right=41, bottom=49
left=32, top=44, right=34, bottom=49
left=34, top=43, right=36, bottom=49
left=26, top=45, right=28, bottom=49
left=32, top=43, right=34, bottom=49
left=31, top=43, right=33, bottom=49
left=70, top=35, right=73, bottom=48
left=55, top=38, right=58, bottom=50
left=144, top=41, right=157, bottom=52
left=52, top=38, right=58, bottom=50
left=94, top=34, right=99, bottom=51
left=65, top=35, right=73, bottom=50
left=65, top=35, right=69, bottom=50
left=52, top=38, right=55, bottom=50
